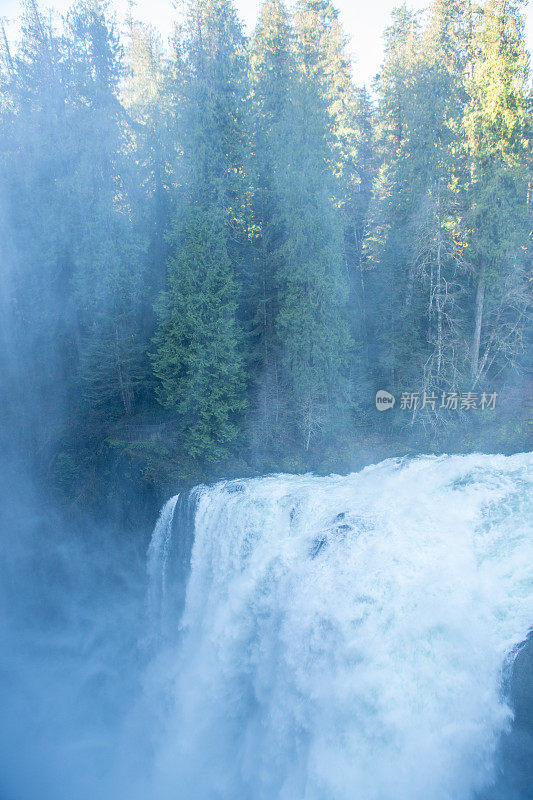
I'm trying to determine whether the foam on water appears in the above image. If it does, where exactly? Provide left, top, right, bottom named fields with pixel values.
left=147, top=494, right=180, bottom=635
left=146, top=453, right=532, bottom=800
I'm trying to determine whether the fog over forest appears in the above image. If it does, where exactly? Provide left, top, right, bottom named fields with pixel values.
left=0, top=0, right=531, bottom=798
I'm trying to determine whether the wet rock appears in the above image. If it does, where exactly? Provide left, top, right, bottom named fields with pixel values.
left=479, top=631, right=533, bottom=800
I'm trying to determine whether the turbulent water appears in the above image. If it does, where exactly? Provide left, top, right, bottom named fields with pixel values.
left=146, top=453, right=532, bottom=800
left=147, top=494, right=180, bottom=636
left=0, top=453, right=531, bottom=799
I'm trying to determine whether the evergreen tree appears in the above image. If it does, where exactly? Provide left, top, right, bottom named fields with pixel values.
left=248, top=0, right=355, bottom=453
left=348, top=86, right=376, bottom=370
left=0, top=0, right=155, bottom=494
left=292, top=0, right=360, bottom=205
left=66, top=1, right=149, bottom=422
left=277, top=0, right=354, bottom=449
left=153, top=208, right=246, bottom=461
left=1, top=0, right=530, bottom=498
left=365, top=1, right=472, bottom=406
left=0, top=0, right=79, bottom=459
left=123, top=18, right=173, bottom=300
left=246, top=0, right=293, bottom=452
left=364, top=5, right=425, bottom=388
left=464, top=0, right=531, bottom=385
left=293, top=0, right=368, bottom=372
left=152, top=0, right=247, bottom=464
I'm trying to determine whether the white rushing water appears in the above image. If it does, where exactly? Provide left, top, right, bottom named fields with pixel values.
left=147, top=494, right=180, bottom=635
left=145, top=453, right=532, bottom=800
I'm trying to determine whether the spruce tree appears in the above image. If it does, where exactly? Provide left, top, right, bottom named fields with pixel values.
left=464, top=0, right=531, bottom=385
left=66, top=1, right=149, bottom=422
left=153, top=207, right=246, bottom=461
left=365, top=1, right=471, bottom=403
left=123, top=19, right=172, bottom=300
left=246, top=0, right=293, bottom=452
left=152, top=0, right=247, bottom=464
left=248, top=0, right=355, bottom=453
left=277, top=0, right=354, bottom=450
left=364, top=6, right=425, bottom=389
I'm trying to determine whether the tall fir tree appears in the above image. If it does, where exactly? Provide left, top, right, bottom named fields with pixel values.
left=246, top=0, right=293, bottom=453
left=276, top=0, right=354, bottom=450
left=0, top=0, right=156, bottom=497
left=152, top=0, right=247, bottom=465
left=247, top=0, right=356, bottom=454
left=365, top=1, right=472, bottom=409
left=123, top=18, right=173, bottom=301
left=464, top=0, right=531, bottom=386
left=364, top=5, right=424, bottom=389
left=66, top=1, right=149, bottom=425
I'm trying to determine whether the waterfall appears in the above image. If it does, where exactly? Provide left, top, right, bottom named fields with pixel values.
left=147, top=489, right=202, bottom=639
left=146, top=453, right=532, bottom=800
left=147, top=494, right=180, bottom=634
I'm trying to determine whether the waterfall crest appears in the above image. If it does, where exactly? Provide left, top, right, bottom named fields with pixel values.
left=147, top=494, right=180, bottom=633
left=147, top=489, right=202, bottom=639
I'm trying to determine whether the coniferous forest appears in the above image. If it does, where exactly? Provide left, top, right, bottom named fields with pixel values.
left=0, top=0, right=531, bottom=511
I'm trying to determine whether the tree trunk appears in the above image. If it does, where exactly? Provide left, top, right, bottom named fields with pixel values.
left=114, top=325, right=132, bottom=416
left=471, top=262, right=485, bottom=381
left=353, top=222, right=369, bottom=366
left=436, top=236, right=443, bottom=379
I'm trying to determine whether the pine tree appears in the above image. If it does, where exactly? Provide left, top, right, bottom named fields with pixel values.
left=364, top=5, right=425, bottom=389
left=246, top=0, right=293, bottom=452
left=464, top=0, right=531, bottom=385
left=152, top=0, right=247, bottom=464
left=247, top=0, right=355, bottom=453
left=346, top=85, right=376, bottom=373
left=293, top=0, right=358, bottom=189
left=0, top=0, right=155, bottom=479
left=365, top=1, right=471, bottom=405
left=277, top=0, right=354, bottom=450
left=294, top=0, right=370, bottom=406
left=411, top=0, right=471, bottom=397
left=152, top=208, right=246, bottom=461
left=123, top=18, right=172, bottom=299
left=66, top=1, right=149, bottom=421
left=0, top=0, right=78, bottom=459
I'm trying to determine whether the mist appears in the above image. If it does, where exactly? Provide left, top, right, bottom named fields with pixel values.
left=0, top=0, right=531, bottom=798
left=0, top=456, right=531, bottom=799
left=0, top=467, right=145, bottom=799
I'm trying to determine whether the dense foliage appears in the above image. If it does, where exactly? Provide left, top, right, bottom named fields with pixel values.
left=0, top=0, right=530, bottom=506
